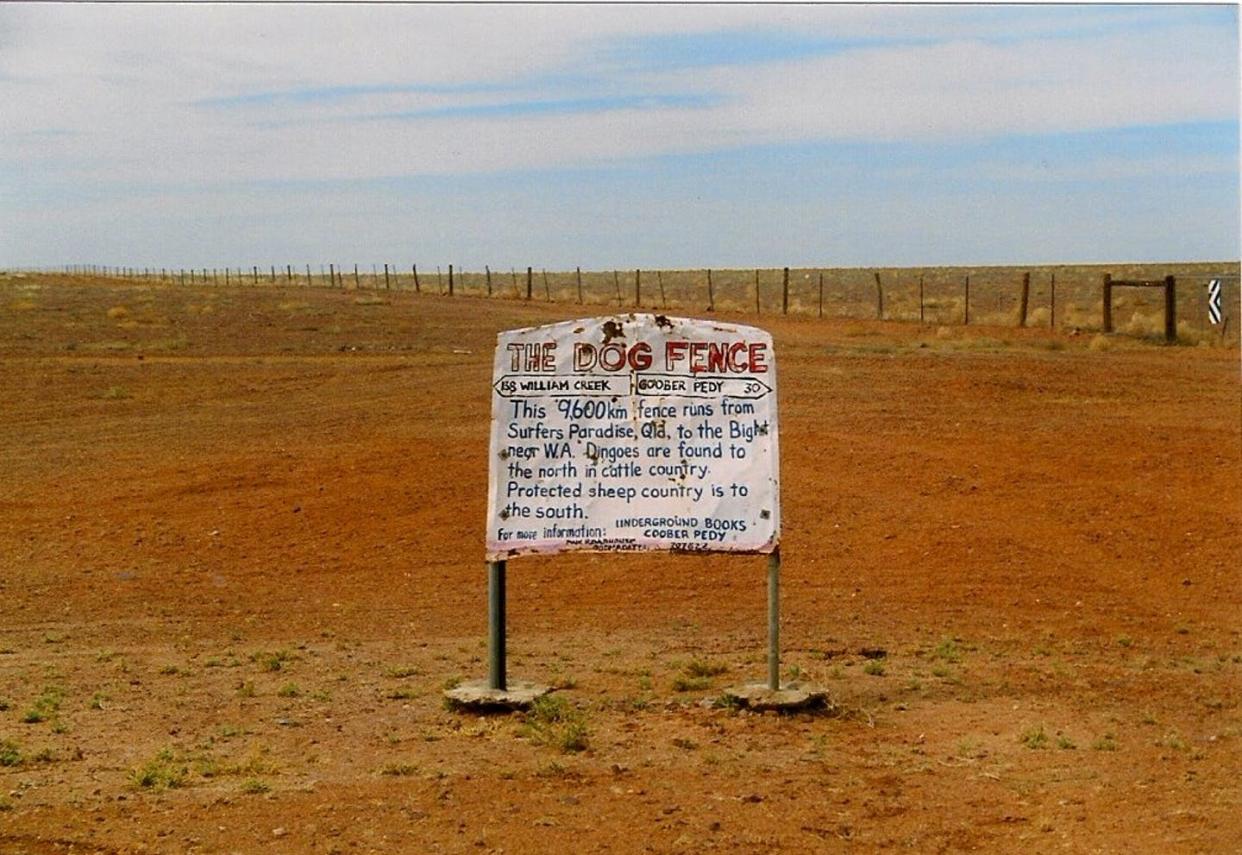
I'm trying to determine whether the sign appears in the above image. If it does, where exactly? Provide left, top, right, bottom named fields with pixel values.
left=486, top=314, right=779, bottom=560
left=1208, top=279, right=1222, bottom=325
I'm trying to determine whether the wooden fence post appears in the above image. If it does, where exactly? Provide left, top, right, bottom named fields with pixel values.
left=613, top=270, right=621, bottom=305
left=1101, top=273, right=1113, bottom=333
left=783, top=267, right=790, bottom=315
left=818, top=272, right=824, bottom=319
left=448, top=264, right=454, bottom=297
left=305, top=265, right=311, bottom=288
left=413, top=265, right=420, bottom=293
left=270, top=265, right=276, bottom=283
left=1049, top=273, right=1056, bottom=329
left=353, top=264, right=360, bottom=290
left=1164, top=275, right=1176, bottom=343
left=635, top=269, right=641, bottom=307
left=527, top=267, right=533, bottom=301
left=874, top=272, right=884, bottom=320
left=755, top=270, right=761, bottom=314
left=919, top=274, right=925, bottom=323
left=657, top=271, right=666, bottom=308
left=576, top=267, right=583, bottom=304
left=384, top=263, right=390, bottom=290
left=707, top=269, right=714, bottom=312
left=510, top=268, right=519, bottom=298
left=543, top=269, right=550, bottom=301
left=224, top=268, right=230, bottom=287
left=963, top=275, right=970, bottom=325
left=253, top=266, right=259, bottom=286
left=486, top=265, right=492, bottom=296
left=1018, top=271, right=1031, bottom=327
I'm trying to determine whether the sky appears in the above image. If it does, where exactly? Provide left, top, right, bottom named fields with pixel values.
left=1, top=3, right=1239, bottom=270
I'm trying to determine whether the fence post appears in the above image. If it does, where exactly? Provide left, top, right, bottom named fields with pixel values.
left=818, top=272, right=824, bottom=319
left=353, top=264, right=360, bottom=290
left=1049, top=273, right=1056, bottom=329
left=874, top=271, right=884, bottom=320
left=527, top=267, right=533, bottom=301
left=613, top=270, right=621, bottom=305
left=755, top=270, right=761, bottom=314
left=543, top=269, right=550, bottom=301
left=328, top=264, right=335, bottom=288
left=635, top=269, right=641, bottom=307
left=270, top=265, right=276, bottom=284
left=783, top=267, right=790, bottom=315
left=1164, top=275, right=1176, bottom=343
left=510, top=268, right=519, bottom=299
left=225, top=268, right=230, bottom=287
left=486, top=265, right=492, bottom=296
left=1102, top=273, right=1113, bottom=333
left=384, top=264, right=390, bottom=290
left=448, top=264, right=454, bottom=297
left=964, top=275, right=970, bottom=325
left=919, top=274, right=925, bottom=323
left=413, top=265, right=420, bottom=293
left=576, top=267, right=583, bottom=304
left=1018, top=271, right=1031, bottom=327
left=707, top=269, right=714, bottom=312
left=305, top=264, right=311, bottom=288
left=657, top=270, right=666, bottom=309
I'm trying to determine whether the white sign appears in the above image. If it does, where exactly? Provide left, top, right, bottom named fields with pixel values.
left=486, top=314, right=779, bottom=560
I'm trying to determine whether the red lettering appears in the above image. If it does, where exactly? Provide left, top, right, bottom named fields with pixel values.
left=748, top=343, right=768, bottom=373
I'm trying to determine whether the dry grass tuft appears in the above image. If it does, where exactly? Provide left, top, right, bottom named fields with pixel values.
left=1089, top=334, right=1112, bottom=352
left=106, top=305, right=129, bottom=319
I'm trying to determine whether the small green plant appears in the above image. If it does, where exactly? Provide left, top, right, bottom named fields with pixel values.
left=102, top=386, right=131, bottom=400
left=384, top=666, right=419, bottom=679
left=251, top=650, right=294, bottom=672
left=1021, top=725, right=1049, bottom=750
left=522, top=695, right=589, bottom=754
left=217, top=724, right=244, bottom=740
left=1092, top=733, right=1118, bottom=752
left=239, top=778, right=270, bottom=794
left=684, top=659, right=729, bottom=679
left=711, top=693, right=741, bottom=711
left=236, top=680, right=256, bottom=698
left=932, top=638, right=962, bottom=663
left=276, top=683, right=300, bottom=699
left=0, top=739, right=21, bottom=767
left=862, top=659, right=886, bottom=677
left=386, top=686, right=417, bottom=700
left=380, top=763, right=418, bottom=777
left=1116, top=636, right=1134, bottom=649
left=0, top=698, right=10, bottom=711
left=89, top=692, right=108, bottom=710
left=671, top=675, right=713, bottom=692
left=441, top=675, right=462, bottom=691
left=1056, top=734, right=1077, bottom=750
left=130, top=748, right=187, bottom=790
left=22, top=686, right=63, bottom=724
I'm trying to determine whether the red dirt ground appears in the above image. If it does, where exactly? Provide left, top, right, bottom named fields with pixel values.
left=1, top=275, right=1239, bottom=853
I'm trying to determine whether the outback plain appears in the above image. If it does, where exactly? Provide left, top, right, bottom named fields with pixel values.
left=0, top=269, right=1239, bottom=854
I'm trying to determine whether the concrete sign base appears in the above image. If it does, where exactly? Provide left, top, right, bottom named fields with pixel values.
left=722, top=682, right=833, bottom=713
left=444, top=679, right=553, bottom=712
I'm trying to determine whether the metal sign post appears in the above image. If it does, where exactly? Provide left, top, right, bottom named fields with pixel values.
left=447, top=314, right=824, bottom=712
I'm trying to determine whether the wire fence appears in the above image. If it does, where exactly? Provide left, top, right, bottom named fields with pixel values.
left=8, top=262, right=1240, bottom=340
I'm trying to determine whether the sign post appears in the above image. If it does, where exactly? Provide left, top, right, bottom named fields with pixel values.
left=447, top=313, right=825, bottom=711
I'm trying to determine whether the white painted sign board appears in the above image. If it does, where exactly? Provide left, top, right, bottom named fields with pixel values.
left=486, top=314, right=779, bottom=560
